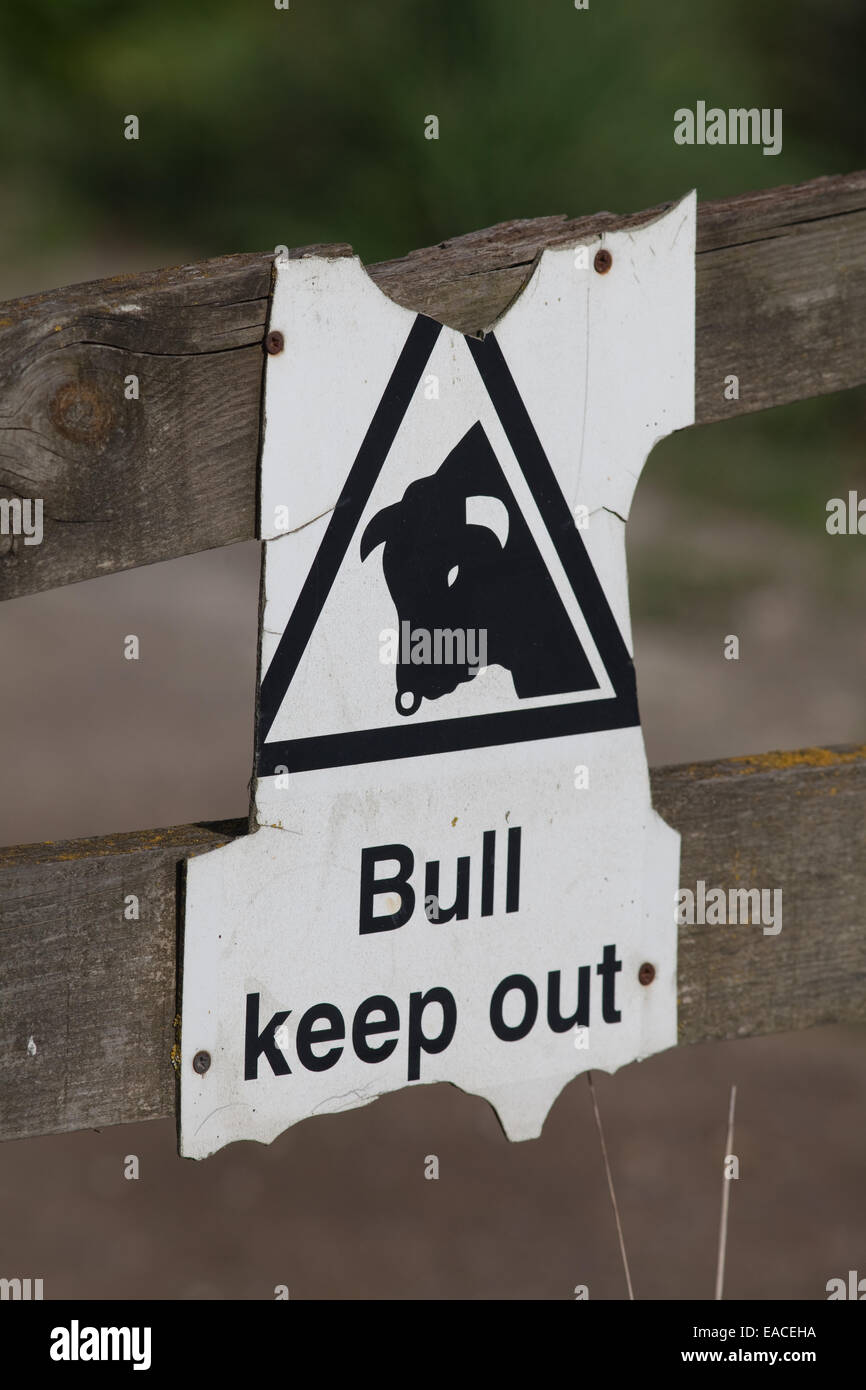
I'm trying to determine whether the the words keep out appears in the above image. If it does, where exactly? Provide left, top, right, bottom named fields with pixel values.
left=244, top=827, right=624, bottom=1083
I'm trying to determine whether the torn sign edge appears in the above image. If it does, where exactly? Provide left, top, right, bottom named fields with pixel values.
left=257, top=189, right=697, bottom=542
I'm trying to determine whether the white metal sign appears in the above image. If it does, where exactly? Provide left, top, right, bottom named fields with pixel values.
left=179, top=195, right=696, bottom=1159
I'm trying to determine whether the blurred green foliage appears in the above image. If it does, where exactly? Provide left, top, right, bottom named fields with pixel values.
left=0, top=0, right=863, bottom=262
left=653, top=386, right=866, bottom=536
left=0, top=0, right=863, bottom=535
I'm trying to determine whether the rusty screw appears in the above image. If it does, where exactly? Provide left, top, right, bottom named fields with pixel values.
left=593, top=248, right=613, bottom=275
left=192, top=1050, right=211, bottom=1074
left=638, top=962, right=656, bottom=986
left=265, top=329, right=284, bottom=355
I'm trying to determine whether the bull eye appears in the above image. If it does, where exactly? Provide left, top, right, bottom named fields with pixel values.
left=447, top=565, right=459, bottom=587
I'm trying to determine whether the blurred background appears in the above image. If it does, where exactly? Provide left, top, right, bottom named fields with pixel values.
left=0, top=0, right=863, bottom=1299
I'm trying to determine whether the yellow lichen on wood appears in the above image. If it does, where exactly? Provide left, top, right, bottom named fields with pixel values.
left=170, top=1014, right=182, bottom=1073
left=727, top=746, right=866, bottom=775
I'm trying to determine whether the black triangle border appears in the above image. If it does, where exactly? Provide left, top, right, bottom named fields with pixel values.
left=256, top=314, right=639, bottom=776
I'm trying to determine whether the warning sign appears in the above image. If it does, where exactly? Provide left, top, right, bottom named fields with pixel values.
left=257, top=321, right=638, bottom=775
left=180, top=194, right=696, bottom=1159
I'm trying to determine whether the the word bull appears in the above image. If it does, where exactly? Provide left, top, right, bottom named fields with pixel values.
left=359, top=827, right=522, bottom=932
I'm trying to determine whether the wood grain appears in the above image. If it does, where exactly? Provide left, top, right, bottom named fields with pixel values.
left=1, top=171, right=865, bottom=601
left=0, top=820, right=243, bottom=1143
left=1, top=748, right=863, bottom=1144
left=650, top=744, right=866, bottom=1045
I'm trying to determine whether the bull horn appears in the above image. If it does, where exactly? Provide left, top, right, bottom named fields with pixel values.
left=465, top=494, right=509, bottom=548
left=360, top=503, right=400, bottom=561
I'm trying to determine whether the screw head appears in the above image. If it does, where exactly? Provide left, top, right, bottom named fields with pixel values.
left=593, top=248, right=613, bottom=275
left=638, top=962, right=656, bottom=986
left=192, top=1050, right=211, bottom=1074
left=265, top=329, right=284, bottom=355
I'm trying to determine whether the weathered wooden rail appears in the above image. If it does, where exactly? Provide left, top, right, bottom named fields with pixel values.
left=1, top=172, right=865, bottom=1143
left=2, top=170, right=866, bottom=604
left=2, top=748, right=864, bottom=1143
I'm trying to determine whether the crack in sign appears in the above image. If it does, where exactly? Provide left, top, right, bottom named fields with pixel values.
left=265, top=503, right=337, bottom=542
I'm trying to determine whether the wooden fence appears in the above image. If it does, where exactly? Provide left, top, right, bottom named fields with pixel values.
left=2, top=171, right=865, bottom=1143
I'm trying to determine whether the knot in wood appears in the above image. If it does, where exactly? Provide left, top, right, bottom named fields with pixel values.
left=50, top=379, right=113, bottom=445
